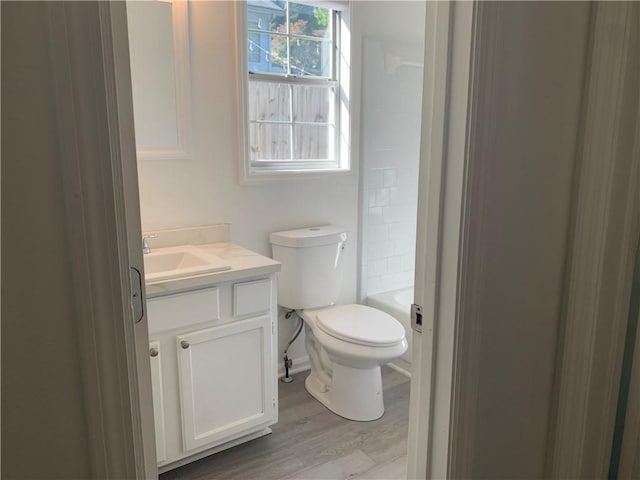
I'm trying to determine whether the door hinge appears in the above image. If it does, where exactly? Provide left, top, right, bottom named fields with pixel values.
left=411, top=303, right=423, bottom=333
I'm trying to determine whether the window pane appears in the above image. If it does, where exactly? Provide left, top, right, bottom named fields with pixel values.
left=249, top=82, right=291, bottom=122
left=292, top=85, right=333, bottom=123
left=248, top=33, right=288, bottom=74
left=247, top=2, right=286, bottom=33
left=290, top=38, right=331, bottom=77
left=248, top=32, right=262, bottom=64
left=288, top=2, right=330, bottom=40
left=249, top=123, right=291, bottom=161
left=247, top=1, right=287, bottom=74
left=293, top=125, right=333, bottom=160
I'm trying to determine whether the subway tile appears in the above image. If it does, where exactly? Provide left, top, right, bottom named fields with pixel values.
left=383, top=169, right=397, bottom=187
left=375, top=188, right=390, bottom=207
left=368, top=206, right=384, bottom=225
left=387, top=256, right=404, bottom=274
left=368, top=190, right=377, bottom=208
left=370, top=258, right=388, bottom=276
left=369, top=169, right=384, bottom=189
left=401, top=253, right=415, bottom=271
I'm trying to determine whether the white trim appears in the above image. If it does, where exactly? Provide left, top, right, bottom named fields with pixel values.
left=550, top=3, right=640, bottom=478
left=277, top=355, right=311, bottom=378
left=387, top=361, right=412, bottom=379
left=446, top=3, right=495, bottom=477
left=442, top=3, right=488, bottom=478
left=135, top=0, right=192, bottom=161
left=407, top=1, right=469, bottom=478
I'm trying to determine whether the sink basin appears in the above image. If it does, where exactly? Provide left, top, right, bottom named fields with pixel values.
left=144, top=245, right=231, bottom=282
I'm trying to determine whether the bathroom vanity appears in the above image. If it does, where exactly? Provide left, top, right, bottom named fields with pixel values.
left=144, top=239, right=280, bottom=471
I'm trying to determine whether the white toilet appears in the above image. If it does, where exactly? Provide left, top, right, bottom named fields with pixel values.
left=270, top=225, right=408, bottom=421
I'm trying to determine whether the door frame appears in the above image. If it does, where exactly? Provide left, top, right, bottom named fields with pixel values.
left=46, top=2, right=156, bottom=478
left=407, top=1, right=477, bottom=477
left=409, top=2, right=640, bottom=477
left=549, top=3, right=640, bottom=478
left=58, top=0, right=480, bottom=478
left=54, top=1, right=640, bottom=479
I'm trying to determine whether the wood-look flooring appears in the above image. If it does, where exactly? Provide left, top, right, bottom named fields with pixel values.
left=161, top=366, right=410, bottom=480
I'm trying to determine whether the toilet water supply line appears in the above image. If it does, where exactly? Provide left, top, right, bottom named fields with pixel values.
left=282, top=310, right=304, bottom=383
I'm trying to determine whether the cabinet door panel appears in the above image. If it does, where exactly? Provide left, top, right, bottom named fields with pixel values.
left=177, top=316, right=274, bottom=451
left=149, top=341, right=167, bottom=463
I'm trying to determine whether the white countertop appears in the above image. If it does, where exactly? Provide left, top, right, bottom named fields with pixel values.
left=145, top=242, right=280, bottom=298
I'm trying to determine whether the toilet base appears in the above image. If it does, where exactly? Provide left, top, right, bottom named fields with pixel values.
left=305, top=364, right=384, bottom=421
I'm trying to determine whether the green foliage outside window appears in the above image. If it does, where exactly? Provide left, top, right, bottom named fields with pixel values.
left=269, top=2, right=330, bottom=76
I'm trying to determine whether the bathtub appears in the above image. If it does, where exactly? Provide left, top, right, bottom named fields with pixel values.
left=367, top=287, right=414, bottom=376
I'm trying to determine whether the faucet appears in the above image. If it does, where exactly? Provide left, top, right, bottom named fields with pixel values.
left=142, top=234, right=157, bottom=255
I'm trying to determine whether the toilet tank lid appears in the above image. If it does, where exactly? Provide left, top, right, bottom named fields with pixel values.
left=270, top=225, right=348, bottom=248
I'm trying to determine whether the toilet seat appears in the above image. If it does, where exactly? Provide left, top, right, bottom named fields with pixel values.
left=313, top=304, right=405, bottom=347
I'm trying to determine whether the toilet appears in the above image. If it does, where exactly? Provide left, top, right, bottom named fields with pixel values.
left=270, top=225, right=408, bottom=421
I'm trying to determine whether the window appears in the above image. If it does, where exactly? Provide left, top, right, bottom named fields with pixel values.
left=241, top=0, right=349, bottom=179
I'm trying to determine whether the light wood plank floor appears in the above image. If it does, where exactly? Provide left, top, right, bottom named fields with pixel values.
left=161, top=366, right=410, bottom=480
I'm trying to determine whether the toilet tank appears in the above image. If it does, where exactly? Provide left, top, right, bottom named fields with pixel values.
left=270, top=225, right=348, bottom=310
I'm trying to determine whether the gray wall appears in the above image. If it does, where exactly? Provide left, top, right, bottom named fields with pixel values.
left=1, top=2, right=92, bottom=478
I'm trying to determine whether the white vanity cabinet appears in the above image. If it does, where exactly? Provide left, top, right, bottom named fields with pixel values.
left=147, top=275, right=278, bottom=470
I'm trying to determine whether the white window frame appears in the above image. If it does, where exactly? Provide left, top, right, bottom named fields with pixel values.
left=235, top=1, right=352, bottom=184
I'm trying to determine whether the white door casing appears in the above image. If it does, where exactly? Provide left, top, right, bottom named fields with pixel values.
left=407, top=2, right=475, bottom=478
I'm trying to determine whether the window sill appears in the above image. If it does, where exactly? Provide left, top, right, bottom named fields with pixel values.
left=239, top=166, right=353, bottom=185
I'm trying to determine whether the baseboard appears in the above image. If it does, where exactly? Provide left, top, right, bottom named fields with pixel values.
left=278, top=355, right=310, bottom=379
left=279, top=356, right=410, bottom=379
left=387, top=359, right=412, bottom=378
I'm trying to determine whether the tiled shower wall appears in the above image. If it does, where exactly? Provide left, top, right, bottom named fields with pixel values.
left=360, top=34, right=425, bottom=296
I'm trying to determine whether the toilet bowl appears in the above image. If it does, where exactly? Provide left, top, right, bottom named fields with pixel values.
left=270, top=225, right=408, bottom=421
left=300, top=304, right=407, bottom=421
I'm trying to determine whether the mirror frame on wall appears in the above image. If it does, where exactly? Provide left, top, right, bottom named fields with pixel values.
left=132, top=0, right=192, bottom=161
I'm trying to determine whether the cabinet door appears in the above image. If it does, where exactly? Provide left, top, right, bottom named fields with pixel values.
left=149, top=341, right=167, bottom=463
left=176, top=316, right=275, bottom=452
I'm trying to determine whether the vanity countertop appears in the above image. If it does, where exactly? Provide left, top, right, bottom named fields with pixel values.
left=145, top=242, right=280, bottom=298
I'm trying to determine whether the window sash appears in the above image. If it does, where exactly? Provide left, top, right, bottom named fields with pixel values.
left=246, top=4, right=337, bottom=79
left=247, top=80, right=338, bottom=165
left=246, top=2, right=342, bottom=173
left=249, top=72, right=337, bottom=86
left=250, top=159, right=341, bottom=171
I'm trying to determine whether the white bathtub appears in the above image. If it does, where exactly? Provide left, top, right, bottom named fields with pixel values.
left=367, top=287, right=414, bottom=376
